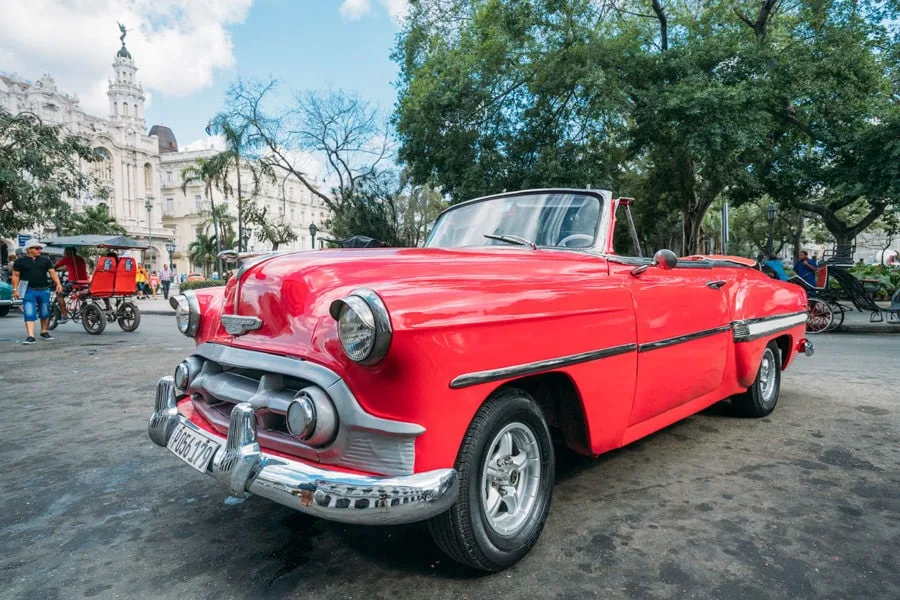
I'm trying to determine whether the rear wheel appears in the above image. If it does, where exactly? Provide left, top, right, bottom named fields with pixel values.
left=82, top=303, right=106, bottom=335
left=117, top=301, right=141, bottom=332
left=806, top=299, right=832, bottom=334
left=733, top=342, right=781, bottom=417
left=428, top=389, right=554, bottom=572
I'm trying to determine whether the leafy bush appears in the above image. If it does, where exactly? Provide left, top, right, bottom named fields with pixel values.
left=849, top=264, right=900, bottom=299
left=177, top=279, right=226, bottom=291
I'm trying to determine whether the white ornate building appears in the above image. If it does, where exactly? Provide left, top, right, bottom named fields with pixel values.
left=1, top=31, right=329, bottom=274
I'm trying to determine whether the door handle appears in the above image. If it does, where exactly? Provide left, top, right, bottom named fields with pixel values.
left=706, top=280, right=727, bottom=289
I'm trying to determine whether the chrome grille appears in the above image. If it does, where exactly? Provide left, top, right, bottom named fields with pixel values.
left=183, top=343, right=424, bottom=476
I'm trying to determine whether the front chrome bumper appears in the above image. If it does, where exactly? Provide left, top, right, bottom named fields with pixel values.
left=149, top=376, right=459, bottom=525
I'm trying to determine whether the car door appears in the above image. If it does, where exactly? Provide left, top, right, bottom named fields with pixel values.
left=609, top=260, right=731, bottom=426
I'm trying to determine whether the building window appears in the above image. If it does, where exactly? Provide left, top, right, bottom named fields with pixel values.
left=92, top=147, right=112, bottom=180
left=123, top=103, right=129, bottom=117
left=165, top=171, right=172, bottom=185
left=194, top=195, right=202, bottom=213
left=165, top=197, right=174, bottom=216
left=144, top=163, right=152, bottom=191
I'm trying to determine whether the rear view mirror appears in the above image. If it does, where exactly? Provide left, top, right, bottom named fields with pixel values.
left=631, top=249, right=678, bottom=276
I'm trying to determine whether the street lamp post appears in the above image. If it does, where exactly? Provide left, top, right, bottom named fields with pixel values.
left=165, top=240, right=175, bottom=270
left=144, top=196, right=154, bottom=269
left=308, top=223, right=318, bottom=250
left=766, top=203, right=776, bottom=256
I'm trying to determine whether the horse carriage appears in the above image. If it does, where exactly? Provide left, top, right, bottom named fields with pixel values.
left=44, top=235, right=145, bottom=335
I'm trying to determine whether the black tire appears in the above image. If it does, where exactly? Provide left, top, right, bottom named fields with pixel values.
left=428, top=389, right=554, bottom=572
left=117, top=301, right=141, bottom=332
left=733, top=342, right=781, bottom=417
left=47, top=304, right=62, bottom=330
left=0, top=306, right=9, bottom=317
left=82, top=303, right=106, bottom=335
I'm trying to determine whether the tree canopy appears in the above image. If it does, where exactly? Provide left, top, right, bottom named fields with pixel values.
left=394, top=0, right=900, bottom=254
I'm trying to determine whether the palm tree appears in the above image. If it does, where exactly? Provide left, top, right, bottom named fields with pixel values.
left=182, top=153, right=231, bottom=271
left=70, top=204, right=126, bottom=235
left=202, top=203, right=236, bottom=240
left=188, top=232, right=218, bottom=277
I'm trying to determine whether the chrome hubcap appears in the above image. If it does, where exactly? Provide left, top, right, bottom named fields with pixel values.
left=759, top=350, right=777, bottom=404
left=481, top=422, right=541, bottom=535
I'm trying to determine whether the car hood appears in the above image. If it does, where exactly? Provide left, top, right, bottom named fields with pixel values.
left=214, top=247, right=612, bottom=352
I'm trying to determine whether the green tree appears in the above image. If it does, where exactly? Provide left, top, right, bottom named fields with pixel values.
left=242, top=201, right=298, bottom=251
left=0, top=109, right=98, bottom=237
left=181, top=153, right=232, bottom=270
left=188, top=231, right=218, bottom=277
left=68, top=204, right=126, bottom=236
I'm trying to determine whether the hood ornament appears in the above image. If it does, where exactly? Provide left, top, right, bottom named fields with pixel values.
left=221, top=314, right=263, bottom=336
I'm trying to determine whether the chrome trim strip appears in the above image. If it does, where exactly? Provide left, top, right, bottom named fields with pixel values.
left=638, top=324, right=733, bottom=353
left=733, top=311, right=808, bottom=342
left=149, top=381, right=458, bottom=526
left=449, top=343, right=637, bottom=389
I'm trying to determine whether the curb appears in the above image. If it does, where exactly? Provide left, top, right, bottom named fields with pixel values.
left=834, top=325, right=900, bottom=334
left=142, top=310, right=174, bottom=316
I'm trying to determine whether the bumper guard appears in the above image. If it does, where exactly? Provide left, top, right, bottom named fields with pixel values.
left=149, top=376, right=459, bottom=525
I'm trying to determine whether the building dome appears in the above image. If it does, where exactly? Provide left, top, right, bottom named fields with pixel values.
left=117, top=44, right=132, bottom=59
left=149, top=125, right=178, bottom=153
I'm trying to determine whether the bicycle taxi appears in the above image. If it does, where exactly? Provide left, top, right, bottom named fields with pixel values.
left=43, top=235, right=146, bottom=335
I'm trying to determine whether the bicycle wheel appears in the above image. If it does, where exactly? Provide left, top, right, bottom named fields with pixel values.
left=824, top=302, right=845, bottom=332
left=47, top=304, right=62, bottom=330
left=82, top=302, right=106, bottom=335
left=807, top=299, right=833, bottom=334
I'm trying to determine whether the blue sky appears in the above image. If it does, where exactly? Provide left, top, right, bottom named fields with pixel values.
left=145, top=1, right=403, bottom=147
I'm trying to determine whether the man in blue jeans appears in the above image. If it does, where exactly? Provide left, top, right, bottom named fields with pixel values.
left=11, top=240, right=64, bottom=344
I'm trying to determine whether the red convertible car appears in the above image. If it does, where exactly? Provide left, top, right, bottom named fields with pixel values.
left=150, top=189, right=813, bottom=571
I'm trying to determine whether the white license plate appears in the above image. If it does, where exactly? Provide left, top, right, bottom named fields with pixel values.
left=167, top=423, right=221, bottom=473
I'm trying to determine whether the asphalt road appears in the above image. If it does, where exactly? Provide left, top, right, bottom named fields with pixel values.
left=0, top=315, right=897, bottom=600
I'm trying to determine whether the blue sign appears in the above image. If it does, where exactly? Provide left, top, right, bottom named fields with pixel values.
left=17, top=234, right=31, bottom=247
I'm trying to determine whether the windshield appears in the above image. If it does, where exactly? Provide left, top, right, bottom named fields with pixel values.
left=426, top=192, right=603, bottom=249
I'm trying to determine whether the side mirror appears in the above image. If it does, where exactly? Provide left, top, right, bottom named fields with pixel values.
left=631, top=249, right=678, bottom=276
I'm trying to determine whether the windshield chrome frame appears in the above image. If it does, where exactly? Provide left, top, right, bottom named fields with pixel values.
left=425, top=188, right=613, bottom=253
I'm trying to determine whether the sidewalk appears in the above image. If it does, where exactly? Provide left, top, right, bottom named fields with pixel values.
left=134, top=294, right=176, bottom=316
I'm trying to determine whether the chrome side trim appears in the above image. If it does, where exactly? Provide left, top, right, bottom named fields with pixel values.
left=732, top=311, right=808, bottom=342
left=149, top=381, right=458, bottom=525
left=449, top=343, right=637, bottom=389
left=638, top=324, right=733, bottom=353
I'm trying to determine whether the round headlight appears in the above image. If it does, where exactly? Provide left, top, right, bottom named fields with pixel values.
left=337, top=296, right=377, bottom=362
left=330, top=289, right=392, bottom=365
left=170, top=292, right=200, bottom=337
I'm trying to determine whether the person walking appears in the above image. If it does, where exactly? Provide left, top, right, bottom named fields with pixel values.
left=135, top=265, right=148, bottom=299
left=159, top=264, right=172, bottom=300
left=11, top=240, right=63, bottom=344
left=149, top=271, right=160, bottom=298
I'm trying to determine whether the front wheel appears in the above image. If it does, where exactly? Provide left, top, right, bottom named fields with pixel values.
left=732, top=342, right=781, bottom=417
left=82, top=303, right=106, bottom=335
left=47, top=304, right=62, bottom=330
left=428, top=389, right=554, bottom=572
left=117, top=301, right=141, bottom=332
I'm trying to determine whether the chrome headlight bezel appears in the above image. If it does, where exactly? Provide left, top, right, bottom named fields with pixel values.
left=170, top=291, right=200, bottom=337
left=329, top=288, right=392, bottom=366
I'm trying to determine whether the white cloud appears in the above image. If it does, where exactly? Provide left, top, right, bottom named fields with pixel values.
left=379, top=0, right=409, bottom=23
left=339, top=0, right=407, bottom=23
left=182, top=135, right=226, bottom=152
left=0, top=0, right=252, bottom=117
left=339, top=0, right=372, bottom=21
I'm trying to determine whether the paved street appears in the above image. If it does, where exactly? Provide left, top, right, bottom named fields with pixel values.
left=0, top=315, right=897, bottom=600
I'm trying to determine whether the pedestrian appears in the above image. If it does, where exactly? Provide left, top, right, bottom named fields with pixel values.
left=159, top=264, right=172, bottom=299
left=794, top=251, right=819, bottom=288
left=135, top=265, right=148, bottom=299
left=11, top=240, right=63, bottom=344
left=764, top=253, right=788, bottom=281
left=150, top=271, right=160, bottom=297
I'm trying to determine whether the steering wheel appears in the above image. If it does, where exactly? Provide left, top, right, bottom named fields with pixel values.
left=557, top=233, right=593, bottom=247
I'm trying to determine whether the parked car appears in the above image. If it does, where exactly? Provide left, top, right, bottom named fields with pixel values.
left=186, top=272, right=205, bottom=282
left=0, top=280, right=22, bottom=317
left=149, top=188, right=812, bottom=571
